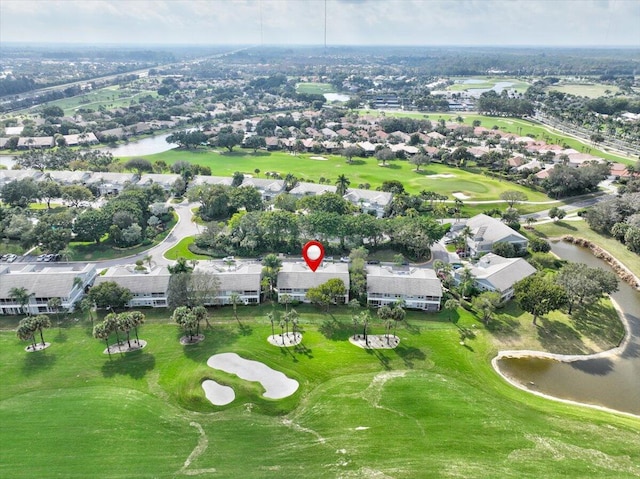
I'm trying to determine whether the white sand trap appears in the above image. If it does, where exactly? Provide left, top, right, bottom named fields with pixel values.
left=202, top=380, right=235, bottom=406
left=310, top=156, right=328, bottom=161
left=267, top=332, right=302, bottom=347
left=426, top=173, right=456, bottom=179
left=207, top=352, right=298, bottom=399
left=349, top=334, right=399, bottom=349
left=452, top=192, right=471, bottom=200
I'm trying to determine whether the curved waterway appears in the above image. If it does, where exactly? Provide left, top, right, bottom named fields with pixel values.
left=494, top=240, right=640, bottom=416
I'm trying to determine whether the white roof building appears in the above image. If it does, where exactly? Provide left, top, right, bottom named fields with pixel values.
left=94, top=265, right=171, bottom=308
left=0, top=263, right=96, bottom=315
left=464, top=214, right=529, bottom=257
left=454, top=253, right=536, bottom=301
left=367, top=265, right=442, bottom=311
left=277, top=262, right=349, bottom=304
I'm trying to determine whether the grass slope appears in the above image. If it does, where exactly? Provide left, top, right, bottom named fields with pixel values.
left=1, top=305, right=638, bottom=478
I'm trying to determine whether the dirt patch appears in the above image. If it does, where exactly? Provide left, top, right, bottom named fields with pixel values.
left=103, top=340, right=147, bottom=354
left=180, top=334, right=205, bottom=345
left=25, top=342, right=51, bottom=352
left=267, top=332, right=302, bottom=347
left=349, top=334, right=399, bottom=349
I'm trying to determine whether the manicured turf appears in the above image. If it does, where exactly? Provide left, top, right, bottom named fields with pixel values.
left=447, top=77, right=530, bottom=93
left=296, top=82, right=336, bottom=95
left=16, top=85, right=159, bottom=117
left=546, top=83, right=622, bottom=98
left=1, top=304, right=638, bottom=478
left=164, top=235, right=211, bottom=260
left=145, top=149, right=549, bottom=202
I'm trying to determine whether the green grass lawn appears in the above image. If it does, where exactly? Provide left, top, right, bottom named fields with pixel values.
left=164, top=235, right=211, bottom=260
left=546, top=83, right=621, bottom=98
left=531, top=219, right=640, bottom=279
left=1, top=304, right=638, bottom=478
left=447, top=77, right=531, bottom=93
left=296, top=82, right=336, bottom=95
left=19, top=85, right=159, bottom=117
left=145, top=149, right=549, bottom=202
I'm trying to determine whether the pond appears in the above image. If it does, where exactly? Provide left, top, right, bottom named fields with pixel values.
left=324, top=93, right=350, bottom=102
left=0, top=134, right=178, bottom=168
left=495, top=240, right=640, bottom=416
left=466, top=81, right=515, bottom=98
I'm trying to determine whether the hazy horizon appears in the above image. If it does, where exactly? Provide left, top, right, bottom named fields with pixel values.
left=1, top=0, right=639, bottom=48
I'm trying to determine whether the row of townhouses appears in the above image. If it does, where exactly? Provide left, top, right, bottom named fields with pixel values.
left=0, top=251, right=536, bottom=315
left=0, top=169, right=393, bottom=217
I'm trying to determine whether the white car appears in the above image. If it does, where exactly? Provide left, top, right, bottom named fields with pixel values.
left=6, top=254, right=17, bottom=263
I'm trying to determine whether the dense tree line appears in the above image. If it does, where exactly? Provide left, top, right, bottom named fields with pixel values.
left=477, top=91, right=534, bottom=117
left=584, top=191, right=640, bottom=253
left=541, top=163, right=610, bottom=198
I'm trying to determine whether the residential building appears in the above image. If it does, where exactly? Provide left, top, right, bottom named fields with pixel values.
left=343, top=189, right=393, bottom=218
left=85, top=172, right=138, bottom=195
left=464, top=214, right=529, bottom=257
left=93, top=265, right=171, bottom=308
left=240, top=178, right=285, bottom=201
left=0, top=263, right=96, bottom=315
left=277, top=262, right=349, bottom=303
left=454, top=253, right=536, bottom=301
left=137, top=173, right=181, bottom=192
left=366, top=265, right=442, bottom=311
left=194, top=262, right=262, bottom=305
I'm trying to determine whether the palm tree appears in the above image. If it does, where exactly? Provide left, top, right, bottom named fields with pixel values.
left=281, top=293, right=292, bottom=313
left=47, top=297, right=62, bottom=327
left=9, top=287, right=32, bottom=316
left=279, top=318, right=286, bottom=345
left=391, top=301, right=406, bottom=337
left=93, top=322, right=111, bottom=357
left=192, top=306, right=207, bottom=338
left=117, top=312, right=133, bottom=348
left=143, top=254, right=154, bottom=271
left=79, top=297, right=95, bottom=325
left=335, top=174, right=350, bottom=196
left=290, top=311, right=299, bottom=340
left=32, top=315, right=51, bottom=346
left=17, top=318, right=37, bottom=350
left=103, top=313, right=122, bottom=346
left=444, top=298, right=460, bottom=322
left=127, top=311, right=146, bottom=345
left=267, top=311, right=275, bottom=338
left=59, top=247, right=73, bottom=263
left=359, top=310, right=371, bottom=346
left=229, top=292, right=242, bottom=325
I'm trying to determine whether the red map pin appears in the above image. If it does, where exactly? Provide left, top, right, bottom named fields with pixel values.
left=302, top=240, right=325, bottom=272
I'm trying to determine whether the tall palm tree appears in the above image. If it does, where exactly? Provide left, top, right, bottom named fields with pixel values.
left=103, top=313, right=122, bottom=346
left=9, top=287, right=32, bottom=316
left=359, top=310, right=371, bottom=346
left=93, top=322, right=111, bottom=357
left=17, top=318, right=37, bottom=350
left=143, top=254, right=154, bottom=271
left=229, top=292, right=242, bottom=325
left=47, top=297, right=62, bottom=327
left=444, top=299, right=460, bottom=322
left=32, top=315, right=51, bottom=346
left=267, top=311, right=275, bottom=338
left=335, top=174, right=350, bottom=196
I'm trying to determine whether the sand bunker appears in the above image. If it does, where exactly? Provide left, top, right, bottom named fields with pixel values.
left=202, top=380, right=235, bottom=406
left=207, top=352, right=298, bottom=399
left=267, top=332, right=302, bottom=347
left=426, top=173, right=456, bottom=179
left=310, top=156, right=328, bottom=161
left=452, top=192, right=471, bottom=200
left=349, top=334, right=399, bottom=349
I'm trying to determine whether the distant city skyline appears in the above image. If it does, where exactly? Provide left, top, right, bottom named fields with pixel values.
left=1, top=0, right=639, bottom=47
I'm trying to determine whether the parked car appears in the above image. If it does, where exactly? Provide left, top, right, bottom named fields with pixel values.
left=6, top=254, right=17, bottom=263
left=340, top=257, right=351, bottom=263
left=367, top=260, right=380, bottom=265
left=37, top=254, right=46, bottom=262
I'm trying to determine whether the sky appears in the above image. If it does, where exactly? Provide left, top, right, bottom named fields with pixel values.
left=1, top=0, right=639, bottom=47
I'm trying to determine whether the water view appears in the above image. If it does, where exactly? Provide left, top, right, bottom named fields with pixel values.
left=496, top=240, right=640, bottom=416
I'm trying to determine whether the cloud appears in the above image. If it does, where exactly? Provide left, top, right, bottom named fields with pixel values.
left=1, top=0, right=638, bottom=45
